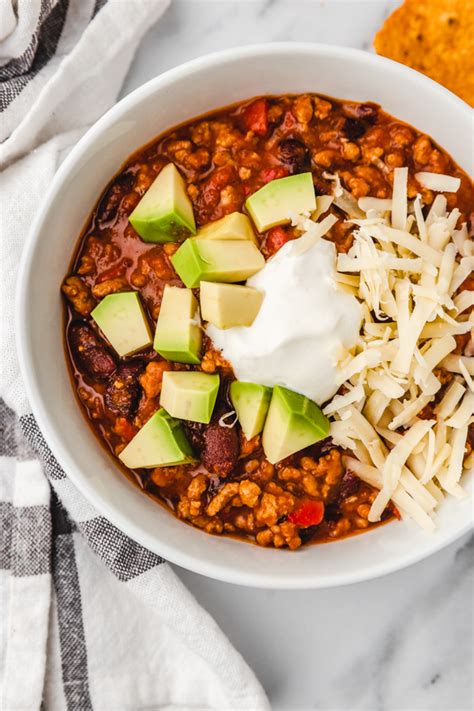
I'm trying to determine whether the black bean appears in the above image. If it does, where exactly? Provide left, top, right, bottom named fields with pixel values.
left=338, top=471, right=360, bottom=501
left=299, top=524, right=320, bottom=543
left=342, top=102, right=378, bottom=123
left=278, top=138, right=311, bottom=174
left=344, top=117, right=367, bottom=141
left=324, top=503, right=341, bottom=523
left=304, top=437, right=336, bottom=460
left=184, top=421, right=207, bottom=453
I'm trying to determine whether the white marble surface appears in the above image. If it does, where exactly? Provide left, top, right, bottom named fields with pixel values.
left=120, top=2, right=474, bottom=709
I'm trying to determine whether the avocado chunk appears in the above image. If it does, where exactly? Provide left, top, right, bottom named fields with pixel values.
left=197, top=212, right=257, bottom=243
left=245, top=172, right=316, bottom=232
left=262, top=385, right=329, bottom=464
left=200, top=282, right=263, bottom=329
left=129, top=163, right=196, bottom=243
left=119, top=408, right=194, bottom=469
left=154, top=286, right=201, bottom=364
left=160, top=371, right=220, bottom=424
left=171, top=238, right=265, bottom=288
left=91, top=291, right=152, bottom=357
left=230, top=381, right=272, bottom=439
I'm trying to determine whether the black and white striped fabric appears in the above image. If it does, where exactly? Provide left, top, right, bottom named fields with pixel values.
left=0, top=2, right=269, bottom=708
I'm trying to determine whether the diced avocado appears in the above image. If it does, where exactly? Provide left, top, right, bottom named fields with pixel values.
left=129, top=163, right=196, bottom=243
left=197, top=212, right=257, bottom=243
left=171, top=238, right=265, bottom=288
left=91, top=291, right=152, bottom=357
left=262, top=385, right=329, bottom=464
left=230, top=381, right=272, bottom=440
left=160, top=371, right=220, bottom=424
left=245, top=172, right=316, bottom=232
left=119, top=408, right=194, bottom=469
left=154, top=286, right=202, bottom=364
left=200, top=282, right=263, bottom=329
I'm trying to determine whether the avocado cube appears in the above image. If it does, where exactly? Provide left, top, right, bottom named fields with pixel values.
left=200, top=282, right=263, bottom=329
left=230, top=381, right=272, bottom=440
left=154, top=286, right=202, bottom=364
left=91, top=291, right=152, bottom=357
left=197, top=212, right=257, bottom=243
left=245, top=172, right=316, bottom=232
left=161, top=371, right=220, bottom=424
left=119, top=408, right=194, bottom=469
left=171, top=238, right=265, bottom=288
left=262, top=385, right=329, bottom=464
left=129, top=163, right=196, bottom=243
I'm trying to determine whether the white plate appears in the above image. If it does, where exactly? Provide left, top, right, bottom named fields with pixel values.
left=17, top=43, right=473, bottom=588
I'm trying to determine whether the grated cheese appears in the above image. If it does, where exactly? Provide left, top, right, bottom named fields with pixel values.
left=434, top=380, right=466, bottom=419
left=324, top=166, right=472, bottom=531
left=312, top=194, right=334, bottom=221
left=358, top=197, right=393, bottom=212
left=323, top=384, right=365, bottom=416
left=444, top=391, right=474, bottom=428
left=415, top=172, right=461, bottom=193
left=391, top=167, right=408, bottom=230
left=440, top=355, right=474, bottom=376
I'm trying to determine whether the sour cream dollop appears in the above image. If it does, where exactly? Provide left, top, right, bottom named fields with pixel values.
left=206, top=236, right=362, bottom=405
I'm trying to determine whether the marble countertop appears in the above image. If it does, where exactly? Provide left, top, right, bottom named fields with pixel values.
left=120, top=2, right=473, bottom=709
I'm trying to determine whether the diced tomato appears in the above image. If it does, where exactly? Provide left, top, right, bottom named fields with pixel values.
left=264, top=226, right=292, bottom=256
left=242, top=98, right=269, bottom=136
left=207, top=165, right=236, bottom=191
left=260, top=166, right=289, bottom=184
left=113, top=417, right=137, bottom=442
left=288, top=500, right=325, bottom=528
left=96, top=260, right=128, bottom=283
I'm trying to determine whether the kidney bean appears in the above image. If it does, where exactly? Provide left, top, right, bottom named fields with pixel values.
left=184, top=421, right=207, bottom=452
left=105, top=362, right=144, bottom=417
left=195, top=166, right=237, bottom=223
left=264, top=226, right=292, bottom=256
left=69, top=323, right=116, bottom=380
left=202, top=422, right=239, bottom=476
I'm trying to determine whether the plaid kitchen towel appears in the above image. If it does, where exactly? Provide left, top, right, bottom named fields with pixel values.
left=0, top=2, right=269, bottom=710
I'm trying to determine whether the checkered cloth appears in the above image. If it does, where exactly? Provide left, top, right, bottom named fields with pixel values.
left=0, top=2, right=269, bottom=709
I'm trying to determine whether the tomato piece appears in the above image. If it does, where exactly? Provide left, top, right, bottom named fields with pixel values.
left=242, top=98, right=269, bottom=136
left=260, top=166, right=289, bottom=184
left=288, top=500, right=325, bottom=528
left=113, top=417, right=138, bottom=442
left=96, top=260, right=128, bottom=283
left=265, top=226, right=292, bottom=256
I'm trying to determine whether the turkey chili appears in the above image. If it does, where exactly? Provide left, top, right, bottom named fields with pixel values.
left=62, top=94, right=473, bottom=550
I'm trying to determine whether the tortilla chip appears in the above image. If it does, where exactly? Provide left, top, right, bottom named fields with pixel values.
left=374, top=0, right=474, bottom=106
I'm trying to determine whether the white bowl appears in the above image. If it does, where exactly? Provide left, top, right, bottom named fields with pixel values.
left=17, top=43, right=473, bottom=589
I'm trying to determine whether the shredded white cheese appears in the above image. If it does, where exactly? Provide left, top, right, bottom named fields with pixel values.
left=325, top=166, right=471, bottom=531
left=415, top=172, right=461, bottom=193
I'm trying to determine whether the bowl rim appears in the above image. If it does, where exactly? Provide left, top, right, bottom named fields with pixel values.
left=16, top=42, right=473, bottom=589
